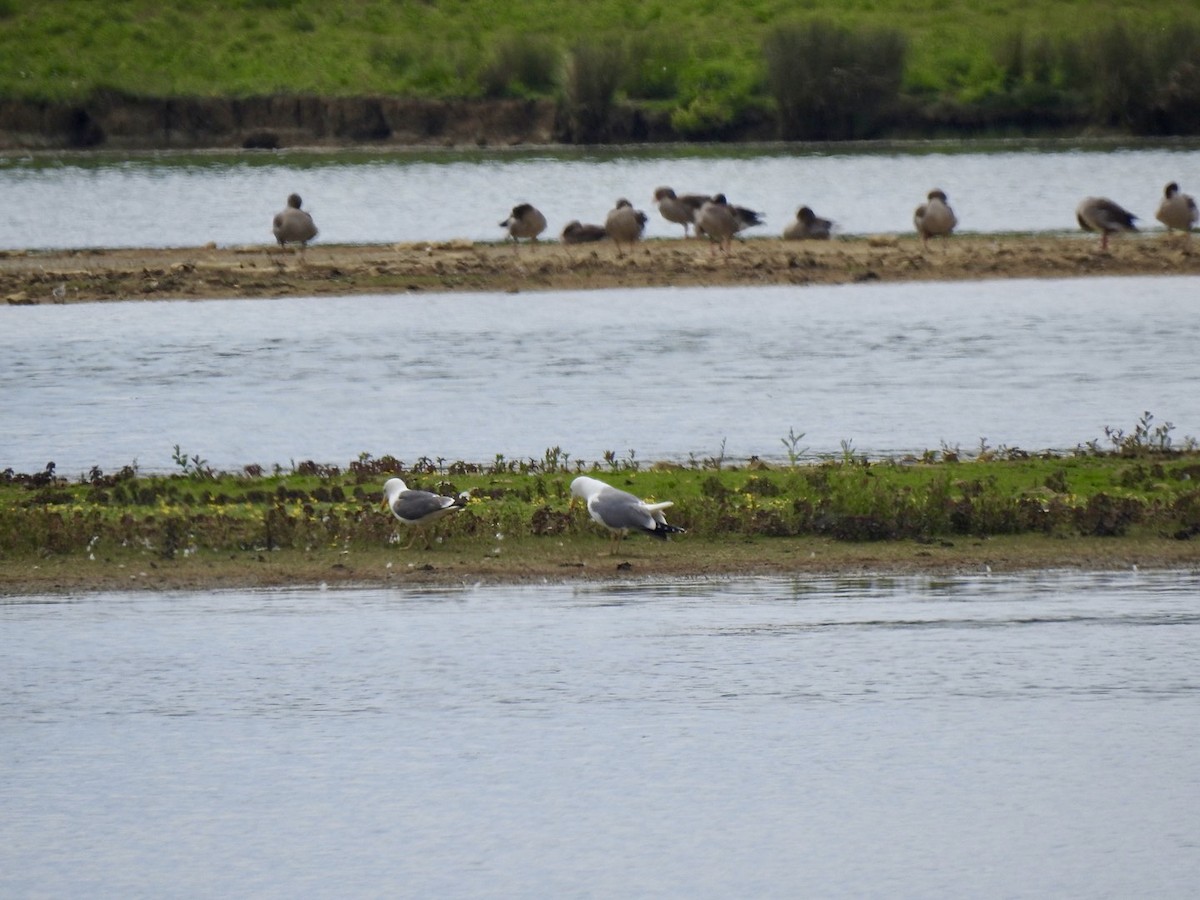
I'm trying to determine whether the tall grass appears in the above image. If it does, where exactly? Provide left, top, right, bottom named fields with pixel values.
left=763, top=19, right=906, bottom=140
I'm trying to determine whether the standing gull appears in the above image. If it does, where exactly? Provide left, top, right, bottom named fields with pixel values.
left=499, top=203, right=547, bottom=246
left=1155, top=182, right=1197, bottom=237
left=1076, top=197, right=1137, bottom=250
left=272, top=193, right=318, bottom=260
left=570, top=476, right=685, bottom=553
left=382, top=477, right=466, bottom=550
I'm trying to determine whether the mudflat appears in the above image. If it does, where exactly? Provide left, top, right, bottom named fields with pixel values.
left=3, top=233, right=1197, bottom=304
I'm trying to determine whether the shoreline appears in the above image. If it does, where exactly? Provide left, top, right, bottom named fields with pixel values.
left=4, top=535, right=1198, bottom=596
left=4, top=234, right=1199, bottom=304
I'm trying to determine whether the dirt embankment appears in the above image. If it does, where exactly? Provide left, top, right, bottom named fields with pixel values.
left=1, top=234, right=1197, bottom=304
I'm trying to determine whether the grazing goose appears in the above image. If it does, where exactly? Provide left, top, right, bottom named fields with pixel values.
left=1155, top=182, right=1198, bottom=236
left=913, top=189, right=956, bottom=249
left=499, top=203, right=547, bottom=245
left=382, top=478, right=466, bottom=550
left=604, top=198, right=648, bottom=256
left=560, top=220, right=607, bottom=244
left=783, top=206, right=833, bottom=240
left=653, top=187, right=708, bottom=237
left=569, top=476, right=685, bottom=554
left=272, top=193, right=318, bottom=258
left=1076, top=197, right=1138, bottom=250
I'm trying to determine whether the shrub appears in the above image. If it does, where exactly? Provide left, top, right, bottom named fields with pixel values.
left=560, top=38, right=625, bottom=142
left=763, top=19, right=906, bottom=140
left=480, top=32, right=560, bottom=98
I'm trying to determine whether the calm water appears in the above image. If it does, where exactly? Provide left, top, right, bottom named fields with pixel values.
left=2, top=276, right=1198, bottom=475
left=2, top=144, right=1199, bottom=249
left=2, top=572, right=1199, bottom=898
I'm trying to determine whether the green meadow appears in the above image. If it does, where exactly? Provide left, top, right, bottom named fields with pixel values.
left=2, top=0, right=1199, bottom=137
left=4, top=415, right=1200, bottom=587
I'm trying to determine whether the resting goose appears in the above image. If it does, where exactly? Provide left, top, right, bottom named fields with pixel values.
left=783, top=206, right=833, bottom=240
left=604, top=198, right=648, bottom=256
left=272, top=193, right=318, bottom=259
left=1076, top=197, right=1137, bottom=250
left=499, top=203, right=547, bottom=245
left=560, top=220, right=607, bottom=244
left=1155, top=182, right=1197, bottom=236
left=913, top=189, right=956, bottom=249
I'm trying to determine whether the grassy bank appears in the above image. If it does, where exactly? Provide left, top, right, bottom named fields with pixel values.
left=2, top=1, right=1199, bottom=140
left=4, top=419, right=1200, bottom=592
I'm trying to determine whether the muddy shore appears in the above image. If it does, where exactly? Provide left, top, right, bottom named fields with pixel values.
left=3, top=233, right=1198, bottom=304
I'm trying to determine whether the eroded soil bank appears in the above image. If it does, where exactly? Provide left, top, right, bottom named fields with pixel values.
left=3, top=234, right=1198, bottom=304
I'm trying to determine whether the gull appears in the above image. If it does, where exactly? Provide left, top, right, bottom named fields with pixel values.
left=604, top=198, right=648, bottom=256
left=499, top=203, right=547, bottom=246
left=272, top=193, right=318, bottom=260
left=560, top=220, right=607, bottom=244
left=1076, top=197, right=1137, bottom=250
left=783, top=206, right=834, bottom=240
left=1155, top=181, right=1197, bottom=237
left=653, top=187, right=708, bottom=237
left=913, top=189, right=956, bottom=249
left=570, top=476, right=685, bottom=554
left=382, top=477, right=466, bottom=550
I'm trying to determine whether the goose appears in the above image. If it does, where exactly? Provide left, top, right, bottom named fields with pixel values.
left=653, top=187, right=708, bottom=237
left=569, top=476, right=685, bottom=554
left=783, top=206, right=833, bottom=240
left=1155, top=182, right=1197, bottom=236
left=272, top=193, right=318, bottom=258
left=913, top=189, right=956, bottom=249
left=382, top=478, right=466, bottom=550
left=695, top=194, right=763, bottom=253
left=499, top=203, right=547, bottom=244
left=604, top=198, right=648, bottom=256
left=560, top=220, right=607, bottom=244
left=1076, top=197, right=1137, bottom=250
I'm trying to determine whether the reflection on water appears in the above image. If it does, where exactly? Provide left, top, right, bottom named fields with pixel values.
left=2, top=571, right=1199, bottom=897
left=3, top=144, right=1199, bottom=248
left=2, top=276, right=1198, bottom=473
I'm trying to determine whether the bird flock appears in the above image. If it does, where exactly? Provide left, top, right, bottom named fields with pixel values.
left=383, top=474, right=685, bottom=554
left=274, top=180, right=1196, bottom=258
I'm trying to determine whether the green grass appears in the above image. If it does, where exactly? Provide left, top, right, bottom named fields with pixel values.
left=4, top=439, right=1200, bottom=568
left=3, top=1, right=1199, bottom=137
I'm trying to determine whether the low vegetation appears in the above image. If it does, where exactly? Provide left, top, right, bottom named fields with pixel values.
left=3, top=417, right=1199, bottom=590
left=2, top=1, right=1199, bottom=138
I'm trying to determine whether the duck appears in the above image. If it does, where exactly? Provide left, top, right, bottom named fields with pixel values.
left=499, top=203, right=547, bottom=244
left=1076, top=197, right=1138, bottom=250
left=604, top=198, right=648, bottom=256
left=1155, top=182, right=1198, bottom=236
left=272, top=193, right=318, bottom=258
left=913, top=189, right=956, bottom=249
left=560, top=220, right=607, bottom=244
left=652, top=187, right=708, bottom=237
left=382, top=478, right=467, bottom=550
left=783, top=206, right=833, bottom=240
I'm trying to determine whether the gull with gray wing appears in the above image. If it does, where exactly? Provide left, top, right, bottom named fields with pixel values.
left=570, top=476, right=685, bottom=553
left=383, top=477, right=466, bottom=550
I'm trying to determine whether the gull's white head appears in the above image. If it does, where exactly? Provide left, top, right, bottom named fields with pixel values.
left=382, top=477, right=408, bottom=505
left=570, top=476, right=609, bottom=501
